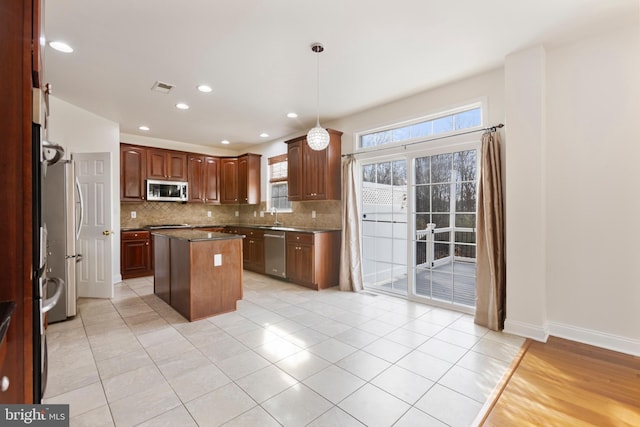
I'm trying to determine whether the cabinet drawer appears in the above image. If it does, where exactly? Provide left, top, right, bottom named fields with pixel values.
left=242, top=228, right=264, bottom=238
left=122, top=230, right=150, bottom=240
left=286, top=232, right=313, bottom=245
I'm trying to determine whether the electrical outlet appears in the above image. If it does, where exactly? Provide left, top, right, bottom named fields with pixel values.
left=235, top=211, right=239, bottom=217
left=214, top=254, right=222, bottom=266
left=207, top=211, right=212, bottom=218
left=311, top=210, right=316, bottom=219
left=131, top=211, right=137, bottom=219
left=253, top=211, right=257, bottom=217
left=260, top=211, right=264, bottom=217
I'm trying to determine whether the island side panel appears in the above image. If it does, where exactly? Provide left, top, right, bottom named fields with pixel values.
left=170, top=238, right=192, bottom=320
left=315, top=231, right=342, bottom=289
left=189, top=238, right=243, bottom=321
left=153, top=234, right=171, bottom=304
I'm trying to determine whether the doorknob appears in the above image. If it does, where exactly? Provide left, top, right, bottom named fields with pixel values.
left=103, top=230, right=111, bottom=236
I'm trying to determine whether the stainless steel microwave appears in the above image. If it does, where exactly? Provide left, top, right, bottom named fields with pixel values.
left=146, top=179, right=188, bottom=202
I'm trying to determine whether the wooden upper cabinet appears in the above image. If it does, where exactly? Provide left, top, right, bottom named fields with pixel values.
left=203, top=156, right=220, bottom=203
left=220, top=155, right=261, bottom=204
left=285, top=129, right=342, bottom=201
left=238, top=154, right=261, bottom=204
left=220, top=158, right=239, bottom=204
left=286, top=140, right=303, bottom=201
left=188, top=155, right=220, bottom=204
left=187, top=155, right=204, bottom=202
left=120, top=145, right=147, bottom=201
left=147, top=149, right=187, bottom=181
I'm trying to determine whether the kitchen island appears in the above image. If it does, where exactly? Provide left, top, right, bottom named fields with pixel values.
left=152, top=229, right=244, bottom=321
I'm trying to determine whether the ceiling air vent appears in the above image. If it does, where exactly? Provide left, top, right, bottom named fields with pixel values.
left=151, top=81, right=174, bottom=94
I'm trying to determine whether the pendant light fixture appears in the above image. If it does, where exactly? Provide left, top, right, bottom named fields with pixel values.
left=307, top=42, right=330, bottom=151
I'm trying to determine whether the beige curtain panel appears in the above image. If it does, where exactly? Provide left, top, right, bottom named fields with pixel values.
left=339, top=155, right=364, bottom=292
left=475, top=131, right=506, bottom=330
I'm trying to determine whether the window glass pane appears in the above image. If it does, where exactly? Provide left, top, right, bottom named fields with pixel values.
left=435, top=231, right=450, bottom=242
left=358, top=105, right=482, bottom=150
left=415, top=213, right=432, bottom=231
left=392, top=127, right=410, bottom=142
left=431, top=184, right=450, bottom=212
left=415, top=186, right=430, bottom=212
left=392, top=160, right=406, bottom=186
left=455, top=213, right=475, bottom=228
left=433, top=116, right=453, bottom=134
left=454, top=108, right=481, bottom=130
left=454, top=244, right=476, bottom=259
left=415, top=157, right=430, bottom=185
left=362, top=164, right=376, bottom=183
left=455, top=183, right=476, bottom=213
left=455, top=232, right=476, bottom=244
left=376, top=162, right=392, bottom=185
left=431, top=214, right=450, bottom=228
left=453, top=150, right=476, bottom=182
left=410, top=121, right=433, bottom=139
left=431, top=154, right=452, bottom=183
left=434, top=243, right=451, bottom=261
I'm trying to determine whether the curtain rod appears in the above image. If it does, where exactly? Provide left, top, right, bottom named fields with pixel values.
left=342, top=123, right=504, bottom=157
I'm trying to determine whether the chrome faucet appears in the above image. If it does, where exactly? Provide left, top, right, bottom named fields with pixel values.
left=271, top=207, right=281, bottom=226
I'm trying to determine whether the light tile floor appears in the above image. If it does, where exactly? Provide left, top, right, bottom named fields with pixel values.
left=44, top=272, right=524, bottom=427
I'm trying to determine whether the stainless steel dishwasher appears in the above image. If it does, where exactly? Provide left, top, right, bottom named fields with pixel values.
left=264, top=230, right=286, bottom=278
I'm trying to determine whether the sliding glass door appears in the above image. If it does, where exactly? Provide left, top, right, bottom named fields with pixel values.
left=412, top=149, right=477, bottom=308
left=361, top=160, right=408, bottom=295
left=361, top=147, right=478, bottom=310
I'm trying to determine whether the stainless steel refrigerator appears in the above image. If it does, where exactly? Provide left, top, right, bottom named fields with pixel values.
left=42, top=159, right=84, bottom=323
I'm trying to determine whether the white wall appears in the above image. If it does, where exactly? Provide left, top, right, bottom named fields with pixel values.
left=48, top=96, right=122, bottom=290
left=545, top=24, right=640, bottom=353
left=120, top=133, right=237, bottom=157
left=505, top=24, right=640, bottom=355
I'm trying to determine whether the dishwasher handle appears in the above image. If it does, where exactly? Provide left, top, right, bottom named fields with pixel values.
left=264, top=233, right=286, bottom=238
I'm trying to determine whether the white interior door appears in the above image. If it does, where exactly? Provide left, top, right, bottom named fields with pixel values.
left=74, top=152, right=113, bottom=298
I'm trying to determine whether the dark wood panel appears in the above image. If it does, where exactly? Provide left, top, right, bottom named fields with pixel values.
left=203, top=156, right=220, bottom=203
left=0, top=0, right=35, bottom=403
left=220, top=158, right=238, bottom=203
left=120, top=145, right=146, bottom=201
left=169, top=239, right=192, bottom=320
left=153, top=235, right=170, bottom=305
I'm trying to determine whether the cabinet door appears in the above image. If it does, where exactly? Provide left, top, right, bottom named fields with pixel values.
left=252, top=237, right=265, bottom=273
left=303, top=147, right=327, bottom=200
left=121, top=240, right=151, bottom=278
left=187, top=155, right=204, bottom=202
left=168, top=152, right=188, bottom=180
left=238, top=156, right=248, bottom=204
left=120, top=145, right=146, bottom=201
left=147, top=149, right=168, bottom=180
left=286, top=140, right=303, bottom=201
left=220, top=158, right=239, bottom=203
left=203, top=156, right=220, bottom=203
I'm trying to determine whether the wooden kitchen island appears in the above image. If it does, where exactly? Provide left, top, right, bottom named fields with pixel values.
left=152, top=229, right=244, bottom=321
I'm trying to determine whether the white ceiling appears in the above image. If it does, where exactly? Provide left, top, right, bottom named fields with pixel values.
left=43, top=0, right=638, bottom=150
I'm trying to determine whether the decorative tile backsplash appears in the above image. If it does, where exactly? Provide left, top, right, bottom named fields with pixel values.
left=120, top=200, right=342, bottom=230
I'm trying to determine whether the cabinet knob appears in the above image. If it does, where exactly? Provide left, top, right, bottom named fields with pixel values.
left=145, top=242, right=149, bottom=246
left=1, top=376, right=9, bottom=392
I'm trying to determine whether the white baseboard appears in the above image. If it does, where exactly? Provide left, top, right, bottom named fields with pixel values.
left=503, top=318, right=549, bottom=342
left=548, top=322, right=640, bottom=357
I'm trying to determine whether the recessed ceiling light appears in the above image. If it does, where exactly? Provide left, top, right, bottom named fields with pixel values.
left=221, top=140, right=230, bottom=145
left=138, top=125, right=150, bottom=131
left=175, top=103, right=190, bottom=110
left=287, top=112, right=298, bottom=118
left=49, top=41, right=73, bottom=53
left=197, top=85, right=212, bottom=93
left=260, top=133, right=269, bottom=138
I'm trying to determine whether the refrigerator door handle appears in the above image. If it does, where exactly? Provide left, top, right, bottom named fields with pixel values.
left=75, top=176, right=84, bottom=240
left=41, top=277, right=64, bottom=313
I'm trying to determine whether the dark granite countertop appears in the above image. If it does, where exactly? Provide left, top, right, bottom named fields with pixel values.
left=151, top=229, right=244, bottom=242
left=123, top=224, right=341, bottom=234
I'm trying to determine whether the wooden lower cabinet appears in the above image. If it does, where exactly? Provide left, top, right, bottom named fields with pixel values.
left=153, top=233, right=243, bottom=321
left=239, top=228, right=264, bottom=273
left=121, top=230, right=152, bottom=279
left=286, top=231, right=341, bottom=289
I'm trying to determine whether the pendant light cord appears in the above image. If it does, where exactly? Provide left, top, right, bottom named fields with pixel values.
left=315, top=48, right=321, bottom=127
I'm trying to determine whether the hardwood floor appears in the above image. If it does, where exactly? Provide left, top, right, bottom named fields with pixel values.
left=478, top=336, right=640, bottom=426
